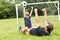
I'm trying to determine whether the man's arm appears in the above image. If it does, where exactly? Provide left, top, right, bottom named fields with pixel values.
left=42, top=8, right=48, bottom=25
left=23, top=7, right=26, bottom=17
left=29, top=7, right=33, bottom=17
left=34, top=8, right=40, bottom=28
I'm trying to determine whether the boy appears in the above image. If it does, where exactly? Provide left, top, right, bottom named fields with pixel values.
left=19, top=7, right=33, bottom=32
left=23, top=7, right=33, bottom=28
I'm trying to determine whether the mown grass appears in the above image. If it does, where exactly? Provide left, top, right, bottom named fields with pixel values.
left=0, top=16, right=60, bottom=40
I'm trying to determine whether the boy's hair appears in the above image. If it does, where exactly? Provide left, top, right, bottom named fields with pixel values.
left=46, top=22, right=53, bottom=34
left=25, top=12, right=30, bottom=16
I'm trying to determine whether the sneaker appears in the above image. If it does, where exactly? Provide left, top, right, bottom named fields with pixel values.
left=19, top=26, right=22, bottom=32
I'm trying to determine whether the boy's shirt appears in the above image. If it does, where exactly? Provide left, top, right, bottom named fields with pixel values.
left=24, top=16, right=32, bottom=28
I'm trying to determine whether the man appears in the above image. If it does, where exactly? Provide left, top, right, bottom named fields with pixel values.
left=20, top=8, right=53, bottom=36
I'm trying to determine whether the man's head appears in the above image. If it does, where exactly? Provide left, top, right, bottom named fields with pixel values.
left=25, top=12, right=30, bottom=17
left=46, top=22, right=53, bottom=34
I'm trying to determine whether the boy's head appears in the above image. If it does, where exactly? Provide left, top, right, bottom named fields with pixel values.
left=25, top=12, right=30, bottom=16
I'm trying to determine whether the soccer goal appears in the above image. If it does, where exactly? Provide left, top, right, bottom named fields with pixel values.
left=15, top=1, right=60, bottom=25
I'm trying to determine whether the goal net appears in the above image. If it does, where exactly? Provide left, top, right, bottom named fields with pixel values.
left=15, top=1, right=60, bottom=26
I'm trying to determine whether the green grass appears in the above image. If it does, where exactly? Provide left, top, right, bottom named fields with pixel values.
left=0, top=16, right=60, bottom=40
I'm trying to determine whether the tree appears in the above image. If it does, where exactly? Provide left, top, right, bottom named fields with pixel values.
left=0, top=1, right=16, bottom=19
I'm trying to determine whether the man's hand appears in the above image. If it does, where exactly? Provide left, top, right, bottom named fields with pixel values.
left=31, top=6, right=33, bottom=9
left=34, top=8, right=38, bottom=13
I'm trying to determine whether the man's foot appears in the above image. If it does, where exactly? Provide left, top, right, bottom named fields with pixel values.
left=42, top=8, right=46, bottom=13
left=19, top=26, right=22, bottom=32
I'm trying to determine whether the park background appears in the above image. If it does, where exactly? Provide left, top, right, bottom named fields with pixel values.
left=0, top=0, right=60, bottom=19
left=0, top=0, right=60, bottom=40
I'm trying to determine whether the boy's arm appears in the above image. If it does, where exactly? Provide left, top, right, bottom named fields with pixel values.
left=29, top=7, right=33, bottom=17
left=23, top=7, right=25, bottom=17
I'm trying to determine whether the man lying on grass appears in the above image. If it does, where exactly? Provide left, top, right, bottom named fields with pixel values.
left=19, top=8, right=53, bottom=36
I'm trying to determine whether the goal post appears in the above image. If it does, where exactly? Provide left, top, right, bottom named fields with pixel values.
left=16, top=4, right=21, bottom=25
left=15, top=1, right=60, bottom=25
left=57, top=1, right=60, bottom=21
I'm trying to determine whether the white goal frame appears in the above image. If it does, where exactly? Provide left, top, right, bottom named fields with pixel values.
left=15, top=1, right=60, bottom=25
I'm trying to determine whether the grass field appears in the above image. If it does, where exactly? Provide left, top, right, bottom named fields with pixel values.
left=0, top=16, right=60, bottom=40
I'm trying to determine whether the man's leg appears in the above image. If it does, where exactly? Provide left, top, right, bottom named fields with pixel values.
left=34, top=8, right=40, bottom=28
left=42, top=8, right=48, bottom=26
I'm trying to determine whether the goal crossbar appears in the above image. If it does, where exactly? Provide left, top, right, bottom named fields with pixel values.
left=16, top=1, right=59, bottom=6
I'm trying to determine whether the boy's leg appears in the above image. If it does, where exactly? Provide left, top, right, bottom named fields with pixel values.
left=42, top=8, right=48, bottom=26
left=34, top=8, right=40, bottom=28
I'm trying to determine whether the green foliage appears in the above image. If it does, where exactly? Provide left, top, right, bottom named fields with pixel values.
left=0, top=0, right=60, bottom=19
left=0, top=1, right=15, bottom=19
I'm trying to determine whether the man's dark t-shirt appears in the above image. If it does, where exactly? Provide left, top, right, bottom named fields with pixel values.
left=29, top=26, right=49, bottom=36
